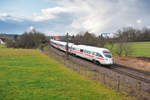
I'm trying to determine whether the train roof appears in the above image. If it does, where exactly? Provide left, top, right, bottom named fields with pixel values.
left=51, top=39, right=74, bottom=46
left=51, top=39, right=110, bottom=53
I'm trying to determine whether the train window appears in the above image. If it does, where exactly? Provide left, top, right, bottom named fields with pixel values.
left=92, top=52, right=96, bottom=55
left=103, top=51, right=112, bottom=58
left=88, top=51, right=91, bottom=54
left=96, top=53, right=103, bottom=58
left=80, top=49, right=83, bottom=52
left=84, top=50, right=91, bottom=54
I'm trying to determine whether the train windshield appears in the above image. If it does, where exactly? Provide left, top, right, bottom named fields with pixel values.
left=103, top=51, right=112, bottom=58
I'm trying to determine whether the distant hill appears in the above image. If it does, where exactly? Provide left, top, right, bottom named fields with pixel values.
left=0, top=33, right=20, bottom=39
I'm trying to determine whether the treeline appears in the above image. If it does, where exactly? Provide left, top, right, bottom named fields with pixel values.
left=6, top=32, right=49, bottom=49
left=116, top=27, right=150, bottom=42
left=5, top=26, right=150, bottom=55
left=66, top=31, right=132, bottom=56
left=64, top=27, right=150, bottom=45
left=63, top=27, right=150, bottom=56
left=111, top=27, right=150, bottom=56
left=70, top=32, right=106, bottom=47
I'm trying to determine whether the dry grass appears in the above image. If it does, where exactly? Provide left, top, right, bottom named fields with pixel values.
left=113, top=55, right=150, bottom=72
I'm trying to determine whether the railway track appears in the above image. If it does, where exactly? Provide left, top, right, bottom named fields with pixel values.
left=113, top=64, right=150, bottom=76
left=111, top=64, right=150, bottom=84
left=48, top=45, right=150, bottom=85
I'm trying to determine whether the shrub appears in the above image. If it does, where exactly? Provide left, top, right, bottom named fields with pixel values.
left=6, top=32, right=49, bottom=49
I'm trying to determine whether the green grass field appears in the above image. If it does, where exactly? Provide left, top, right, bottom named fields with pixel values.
left=130, top=42, right=150, bottom=57
left=0, top=46, right=131, bottom=100
left=106, top=42, right=150, bottom=57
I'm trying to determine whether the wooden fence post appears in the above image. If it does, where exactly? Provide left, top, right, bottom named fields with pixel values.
left=137, top=82, right=142, bottom=100
left=103, top=73, right=106, bottom=84
left=117, top=76, right=120, bottom=91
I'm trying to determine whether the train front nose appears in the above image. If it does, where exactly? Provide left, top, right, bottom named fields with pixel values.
left=105, top=58, right=113, bottom=65
left=102, top=58, right=113, bottom=65
left=109, top=58, right=114, bottom=64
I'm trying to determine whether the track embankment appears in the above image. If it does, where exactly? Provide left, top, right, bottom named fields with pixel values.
left=42, top=45, right=150, bottom=99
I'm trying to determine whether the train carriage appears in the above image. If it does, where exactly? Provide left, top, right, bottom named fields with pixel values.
left=50, top=39, right=113, bottom=65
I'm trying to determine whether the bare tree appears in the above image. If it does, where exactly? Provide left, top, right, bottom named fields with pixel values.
left=71, top=32, right=101, bottom=46
left=98, top=34, right=106, bottom=47
left=124, top=43, right=133, bottom=56
left=115, top=29, right=133, bottom=56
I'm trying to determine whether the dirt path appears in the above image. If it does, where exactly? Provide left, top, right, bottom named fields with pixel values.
left=113, top=56, right=150, bottom=72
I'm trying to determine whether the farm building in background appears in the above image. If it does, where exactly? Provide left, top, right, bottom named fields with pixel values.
left=101, top=33, right=113, bottom=39
left=50, top=35, right=72, bottom=41
left=0, top=39, right=5, bottom=44
left=0, top=33, right=8, bottom=44
left=0, top=33, right=20, bottom=44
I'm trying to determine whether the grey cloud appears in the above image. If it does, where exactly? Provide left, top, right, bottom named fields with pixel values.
left=1, top=0, right=150, bottom=36
left=35, top=0, right=149, bottom=35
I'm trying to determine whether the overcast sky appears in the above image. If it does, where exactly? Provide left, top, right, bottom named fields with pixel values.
left=0, top=0, right=150, bottom=36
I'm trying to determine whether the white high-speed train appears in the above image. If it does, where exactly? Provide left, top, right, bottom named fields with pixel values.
left=50, top=39, right=113, bottom=65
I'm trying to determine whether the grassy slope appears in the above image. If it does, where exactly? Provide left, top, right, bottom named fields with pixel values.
left=0, top=47, right=131, bottom=100
left=106, top=42, right=150, bottom=57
